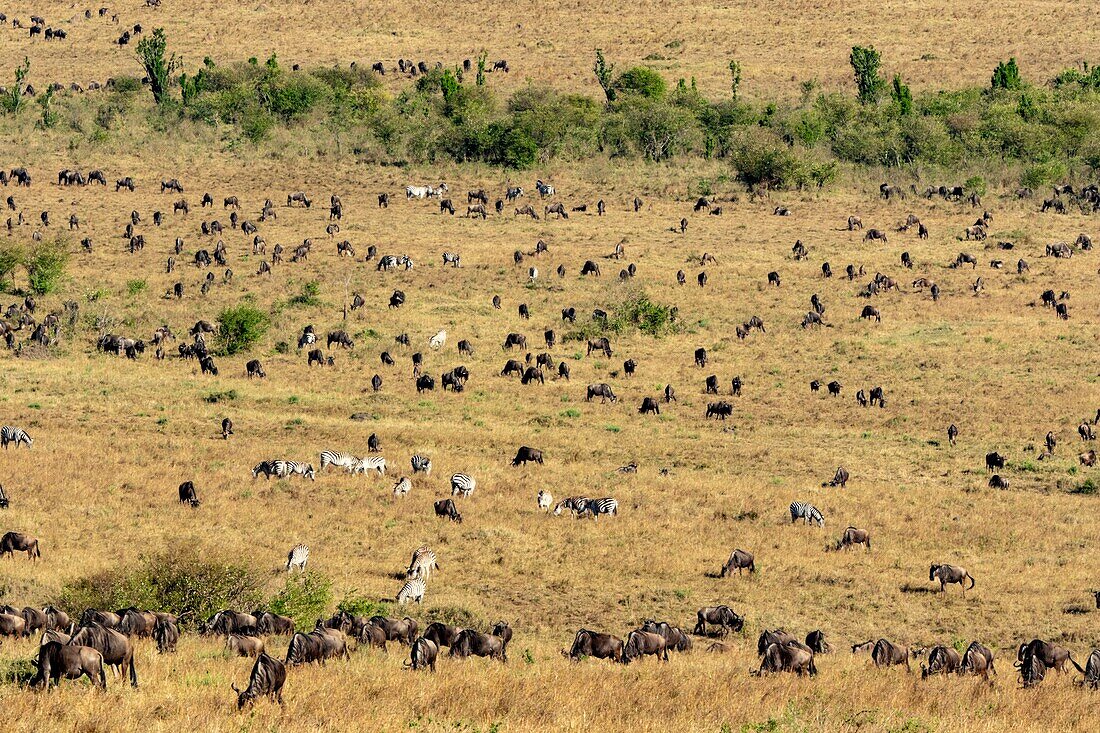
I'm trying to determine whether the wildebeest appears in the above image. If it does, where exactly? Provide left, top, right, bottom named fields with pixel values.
left=961, top=641, right=996, bottom=680
left=754, top=639, right=816, bottom=676
left=245, top=359, right=266, bottom=379
left=406, top=637, right=439, bottom=671
left=623, top=630, right=668, bottom=663
left=824, top=466, right=849, bottom=488
left=511, top=446, right=543, bottom=466
left=587, top=337, right=612, bottom=357
left=864, top=228, right=888, bottom=243
left=580, top=260, right=601, bottom=276
left=177, top=481, right=200, bottom=507
left=586, top=383, right=617, bottom=403
left=233, top=652, right=286, bottom=708
left=70, top=624, right=138, bottom=686
left=369, top=616, right=418, bottom=646
left=434, top=499, right=462, bottom=523
left=153, top=616, right=180, bottom=653
left=871, top=639, right=910, bottom=670
left=836, top=526, right=871, bottom=551
left=921, top=645, right=963, bottom=678
left=639, top=397, right=660, bottom=415
left=1072, top=649, right=1100, bottom=689
left=502, top=332, right=527, bottom=350
left=860, top=305, right=881, bottom=322
left=929, top=563, right=975, bottom=593
left=0, top=531, right=40, bottom=560
left=706, top=401, right=733, bottom=420
left=229, top=634, right=265, bottom=657
left=33, top=641, right=107, bottom=690
left=720, top=548, right=755, bottom=576
left=450, top=629, right=507, bottom=662
left=693, top=606, right=743, bottom=636
left=565, top=629, right=624, bottom=663
left=985, top=452, right=1006, bottom=471
left=1018, top=639, right=1075, bottom=674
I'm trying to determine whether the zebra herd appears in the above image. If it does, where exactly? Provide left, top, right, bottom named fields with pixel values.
left=395, top=545, right=439, bottom=604
left=550, top=496, right=619, bottom=520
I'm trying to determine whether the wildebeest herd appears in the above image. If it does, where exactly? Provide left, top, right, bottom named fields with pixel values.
left=0, top=158, right=1098, bottom=713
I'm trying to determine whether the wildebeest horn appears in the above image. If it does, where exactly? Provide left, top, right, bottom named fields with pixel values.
left=231, top=683, right=239, bottom=693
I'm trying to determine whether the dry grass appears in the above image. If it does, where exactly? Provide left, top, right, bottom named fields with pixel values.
left=2, top=0, right=1099, bottom=99
left=0, top=4, right=1098, bottom=728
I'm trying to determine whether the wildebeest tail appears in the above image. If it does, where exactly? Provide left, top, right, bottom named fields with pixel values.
left=967, top=572, right=975, bottom=590
left=129, top=655, right=138, bottom=687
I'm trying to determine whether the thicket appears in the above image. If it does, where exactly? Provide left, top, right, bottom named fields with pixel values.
left=29, top=34, right=1100, bottom=187
left=217, top=303, right=268, bottom=355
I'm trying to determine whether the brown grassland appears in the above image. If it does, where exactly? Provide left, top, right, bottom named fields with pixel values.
left=0, top=2, right=1098, bottom=732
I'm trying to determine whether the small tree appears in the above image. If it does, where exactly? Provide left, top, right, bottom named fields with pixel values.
left=217, top=304, right=268, bottom=355
left=26, top=237, right=69, bottom=295
left=37, top=86, right=59, bottom=128
left=476, top=50, right=488, bottom=87
left=594, top=49, right=615, bottom=103
left=136, top=28, right=181, bottom=105
left=728, top=60, right=742, bottom=100
left=850, top=46, right=886, bottom=105
left=2, top=57, right=30, bottom=114
left=991, top=58, right=1022, bottom=90
left=890, top=74, right=912, bottom=115
left=0, top=242, right=24, bottom=290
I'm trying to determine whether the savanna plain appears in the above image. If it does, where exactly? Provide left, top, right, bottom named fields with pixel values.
left=0, top=1, right=1097, bottom=731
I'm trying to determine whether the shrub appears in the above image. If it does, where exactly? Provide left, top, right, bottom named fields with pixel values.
left=268, top=571, right=333, bottom=628
left=1071, top=478, right=1098, bottom=496
left=56, top=545, right=265, bottom=627
left=729, top=128, right=808, bottom=189
left=613, top=293, right=680, bottom=336
left=217, top=304, right=269, bottom=355
left=337, top=593, right=390, bottom=619
left=891, top=75, right=913, bottom=116
left=964, top=176, right=987, bottom=196
left=126, top=279, right=147, bottom=296
left=614, top=67, right=667, bottom=100
left=0, top=242, right=24, bottom=290
left=288, top=280, right=321, bottom=307
left=593, top=49, right=616, bottom=103
left=991, top=58, right=1022, bottom=91
left=26, top=236, right=70, bottom=295
left=2, top=57, right=30, bottom=114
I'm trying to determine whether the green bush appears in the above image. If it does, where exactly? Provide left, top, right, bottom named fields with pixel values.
left=991, top=58, right=1022, bottom=91
left=288, top=280, right=321, bottom=307
left=729, top=128, right=808, bottom=188
left=217, top=304, right=269, bottom=355
left=56, top=545, right=265, bottom=627
left=26, top=237, right=70, bottom=295
left=126, top=279, right=147, bottom=296
left=337, top=592, right=390, bottom=619
left=614, top=67, right=667, bottom=100
left=0, top=242, right=24, bottom=289
left=268, top=571, right=333, bottom=628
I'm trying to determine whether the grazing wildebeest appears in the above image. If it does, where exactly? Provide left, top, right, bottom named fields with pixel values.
left=450, top=629, right=507, bottom=662
left=586, top=383, right=617, bottom=403
left=580, top=260, right=601, bottom=276
left=587, top=337, right=612, bottom=357
left=0, top=532, right=40, bottom=560
left=921, top=645, right=963, bottom=678
left=961, top=641, right=996, bottom=681
left=871, top=639, right=910, bottom=670
left=406, top=637, right=439, bottom=671
left=434, top=499, right=462, bottom=523
left=502, top=332, right=527, bottom=350
left=369, top=616, right=418, bottom=646
left=706, top=401, right=733, bottom=420
left=720, top=549, right=755, bottom=576
left=754, top=640, right=816, bottom=677
left=639, top=397, right=660, bottom=415
left=622, top=631, right=667, bottom=663
left=929, top=563, right=975, bottom=593
left=245, top=359, right=266, bottom=379
left=824, top=466, right=849, bottom=488
left=511, top=446, right=543, bottom=466
left=694, top=347, right=707, bottom=367
left=989, top=474, right=1009, bottom=489
left=864, top=228, right=888, bottom=243
left=860, top=305, right=881, bottom=322
left=229, top=634, right=265, bottom=657
left=836, top=526, right=871, bottom=551
left=1072, top=649, right=1100, bottom=689
left=767, top=271, right=781, bottom=287
left=178, top=481, right=200, bottom=507
left=694, top=606, right=743, bottom=636
left=985, top=452, right=1005, bottom=471
left=154, top=616, right=180, bottom=653
left=847, top=215, right=863, bottom=230
left=70, top=624, right=138, bottom=686
left=1087, top=451, right=1100, bottom=467
left=1018, top=639, right=1075, bottom=674
left=233, top=653, right=286, bottom=709
left=33, top=641, right=107, bottom=690
left=565, top=630, right=624, bottom=663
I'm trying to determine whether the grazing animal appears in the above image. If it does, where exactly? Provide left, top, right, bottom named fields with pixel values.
left=929, top=563, right=975, bottom=593
left=450, top=629, right=508, bottom=662
left=396, top=578, right=426, bottom=605
left=511, top=446, right=544, bottom=466
left=0, top=426, right=32, bottom=449
left=33, top=641, right=107, bottom=690
left=392, top=476, right=412, bottom=498
left=721, top=549, right=755, bottom=576
left=694, top=606, right=744, bottom=636
left=1018, top=639, right=1075, bottom=674
left=228, top=634, right=265, bottom=657
left=1071, top=649, right=1100, bottom=689
left=871, top=639, right=911, bottom=670
left=407, top=546, right=439, bottom=581
left=410, top=454, right=432, bottom=475
left=286, top=544, right=309, bottom=572
left=961, top=641, right=996, bottom=681
left=985, top=452, right=1006, bottom=471
left=581, top=497, right=618, bottom=520
left=232, top=653, right=286, bottom=709
left=639, top=397, right=660, bottom=415
left=586, top=383, right=617, bottom=403
left=406, top=637, right=439, bottom=671
left=824, top=466, right=849, bottom=488
left=0, top=532, right=40, bottom=560
left=351, top=457, right=387, bottom=475
left=450, top=473, right=476, bottom=497
left=623, top=631, right=668, bottom=663
left=435, top=499, right=462, bottom=523
left=837, top=526, right=871, bottom=551
left=789, top=502, right=825, bottom=527
left=70, top=624, right=137, bottom=687
left=537, top=490, right=553, bottom=511
left=177, top=481, right=200, bottom=508
left=921, top=645, right=963, bottom=678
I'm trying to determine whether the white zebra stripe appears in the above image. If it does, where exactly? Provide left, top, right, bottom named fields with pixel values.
left=319, top=450, right=358, bottom=472
left=286, top=543, right=309, bottom=571
left=396, top=577, right=426, bottom=604
left=410, top=455, right=432, bottom=475
left=392, top=476, right=412, bottom=498
left=352, top=456, right=387, bottom=475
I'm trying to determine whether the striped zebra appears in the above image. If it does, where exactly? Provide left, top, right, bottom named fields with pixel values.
left=392, top=476, right=412, bottom=498
left=1, top=426, right=32, bottom=449
left=352, top=456, right=387, bottom=476
left=442, top=252, right=461, bottom=267
left=396, top=577, right=426, bottom=605
left=286, top=543, right=309, bottom=572
left=253, top=460, right=316, bottom=481
left=553, top=496, right=589, bottom=517
left=406, top=546, right=439, bottom=581
left=537, top=489, right=553, bottom=512
left=582, top=497, right=618, bottom=520
left=319, top=450, right=358, bottom=472
left=450, top=473, right=476, bottom=497
left=410, top=454, right=432, bottom=475
left=789, top=501, right=825, bottom=527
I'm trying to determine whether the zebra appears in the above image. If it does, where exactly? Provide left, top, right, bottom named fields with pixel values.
left=410, top=454, right=432, bottom=475
left=286, top=543, right=309, bottom=572
left=351, top=456, right=387, bottom=475
left=450, top=473, right=476, bottom=497
left=0, top=483, right=8, bottom=508
left=1, top=426, right=32, bottom=449
left=537, top=489, right=553, bottom=512
left=535, top=179, right=555, bottom=197
left=582, top=497, right=618, bottom=520
left=396, top=577, right=426, bottom=605
left=554, top=497, right=589, bottom=516
left=789, top=501, right=825, bottom=527
left=319, top=450, right=358, bottom=472
left=442, top=252, right=461, bottom=268
left=428, top=330, right=446, bottom=349
left=377, top=255, right=410, bottom=271
left=253, top=460, right=316, bottom=481
left=406, top=546, right=439, bottom=581
left=392, top=476, right=412, bottom=498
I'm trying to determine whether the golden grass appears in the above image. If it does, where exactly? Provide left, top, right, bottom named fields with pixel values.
left=2, top=0, right=1100, bottom=99
left=0, top=66, right=1098, bottom=733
